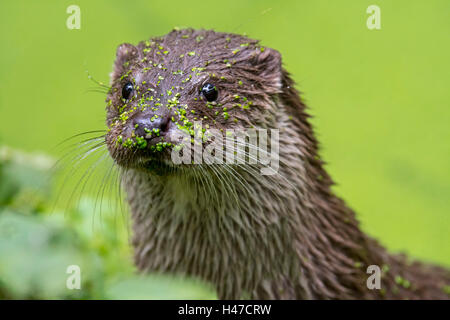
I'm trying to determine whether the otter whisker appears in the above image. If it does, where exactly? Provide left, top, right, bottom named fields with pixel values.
left=85, top=69, right=111, bottom=89
left=190, top=165, right=203, bottom=205
left=210, top=164, right=242, bottom=215
left=53, top=139, right=106, bottom=186
left=232, top=163, right=286, bottom=207
left=55, top=139, right=106, bottom=166
left=222, top=164, right=253, bottom=201
left=53, top=137, right=105, bottom=168
left=203, top=166, right=221, bottom=206
left=229, top=139, right=299, bottom=192
left=65, top=150, right=109, bottom=216
left=221, top=165, right=249, bottom=215
left=52, top=141, right=107, bottom=215
left=74, top=149, right=110, bottom=205
left=117, top=167, right=131, bottom=237
left=85, top=88, right=111, bottom=95
left=93, top=159, right=116, bottom=227
left=52, top=138, right=106, bottom=179
left=55, top=130, right=106, bottom=148
left=206, top=164, right=226, bottom=206
left=108, top=163, right=126, bottom=231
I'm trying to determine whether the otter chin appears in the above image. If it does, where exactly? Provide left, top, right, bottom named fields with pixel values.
left=104, top=28, right=450, bottom=299
left=142, top=158, right=178, bottom=176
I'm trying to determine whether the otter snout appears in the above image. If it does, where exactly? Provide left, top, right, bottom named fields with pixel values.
left=133, top=114, right=170, bottom=142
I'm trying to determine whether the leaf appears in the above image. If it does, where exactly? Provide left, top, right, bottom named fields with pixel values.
left=105, top=275, right=217, bottom=300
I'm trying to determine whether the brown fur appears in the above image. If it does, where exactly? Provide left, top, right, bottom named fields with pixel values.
left=105, top=29, right=450, bottom=299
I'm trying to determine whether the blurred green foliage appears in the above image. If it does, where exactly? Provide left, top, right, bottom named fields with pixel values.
left=0, top=147, right=216, bottom=299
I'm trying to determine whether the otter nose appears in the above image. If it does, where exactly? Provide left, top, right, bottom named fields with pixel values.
left=133, top=115, right=169, bottom=139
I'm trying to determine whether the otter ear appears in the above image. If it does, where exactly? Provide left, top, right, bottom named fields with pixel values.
left=114, top=43, right=138, bottom=69
left=250, top=47, right=282, bottom=90
left=111, top=43, right=139, bottom=80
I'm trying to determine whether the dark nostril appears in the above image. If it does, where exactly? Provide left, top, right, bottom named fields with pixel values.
left=133, top=115, right=169, bottom=139
left=160, top=118, right=169, bottom=133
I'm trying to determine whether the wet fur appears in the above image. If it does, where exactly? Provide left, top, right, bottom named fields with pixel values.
left=106, top=29, right=450, bottom=299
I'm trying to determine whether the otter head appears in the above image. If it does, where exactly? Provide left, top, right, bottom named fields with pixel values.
left=105, top=29, right=283, bottom=176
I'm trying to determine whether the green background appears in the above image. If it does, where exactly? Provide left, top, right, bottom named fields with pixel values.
left=0, top=0, right=449, bottom=298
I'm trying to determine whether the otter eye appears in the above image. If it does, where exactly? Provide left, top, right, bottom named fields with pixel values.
left=201, top=83, right=218, bottom=102
left=122, top=82, right=134, bottom=100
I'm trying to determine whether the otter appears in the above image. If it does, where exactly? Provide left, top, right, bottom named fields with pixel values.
left=104, top=28, right=449, bottom=299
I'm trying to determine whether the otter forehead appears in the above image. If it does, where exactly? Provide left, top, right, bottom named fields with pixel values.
left=113, top=29, right=260, bottom=84
left=105, top=28, right=283, bottom=168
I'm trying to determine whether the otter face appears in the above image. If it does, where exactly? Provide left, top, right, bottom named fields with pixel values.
left=105, top=29, right=282, bottom=174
